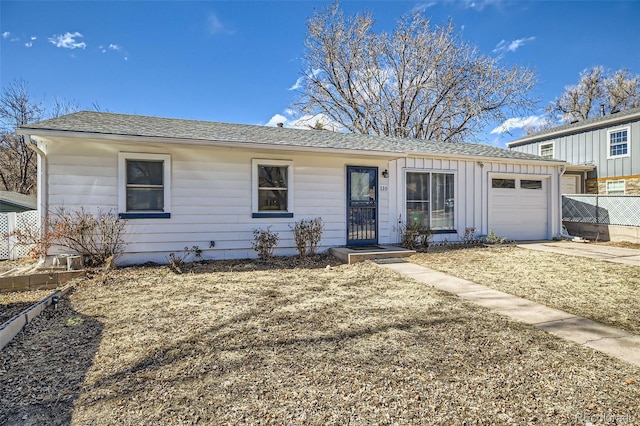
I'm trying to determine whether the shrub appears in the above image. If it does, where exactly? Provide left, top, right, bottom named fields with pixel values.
left=485, top=230, right=508, bottom=244
left=398, top=218, right=431, bottom=250
left=252, top=227, right=279, bottom=261
left=291, top=218, right=324, bottom=258
left=10, top=207, right=126, bottom=267
left=166, top=246, right=203, bottom=274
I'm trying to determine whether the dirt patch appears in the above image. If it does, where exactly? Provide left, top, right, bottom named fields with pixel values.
left=1, top=254, right=639, bottom=425
left=410, top=245, right=640, bottom=335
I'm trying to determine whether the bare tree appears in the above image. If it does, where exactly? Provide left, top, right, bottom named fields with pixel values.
left=549, top=66, right=640, bottom=123
left=294, top=4, right=537, bottom=143
left=0, top=79, right=44, bottom=194
left=0, top=79, right=81, bottom=194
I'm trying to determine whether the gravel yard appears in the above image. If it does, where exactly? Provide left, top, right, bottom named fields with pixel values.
left=1, top=254, right=639, bottom=425
left=410, top=245, right=640, bottom=335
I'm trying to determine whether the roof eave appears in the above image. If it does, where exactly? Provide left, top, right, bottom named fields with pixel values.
left=406, top=150, right=566, bottom=166
left=19, top=128, right=406, bottom=158
left=507, top=111, right=640, bottom=147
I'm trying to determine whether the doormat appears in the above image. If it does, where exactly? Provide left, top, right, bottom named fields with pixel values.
left=345, top=246, right=384, bottom=250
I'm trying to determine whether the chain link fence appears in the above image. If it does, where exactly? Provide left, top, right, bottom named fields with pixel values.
left=0, top=210, right=38, bottom=260
left=562, top=195, right=640, bottom=227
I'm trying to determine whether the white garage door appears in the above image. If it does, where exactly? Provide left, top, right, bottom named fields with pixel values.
left=489, top=176, right=548, bottom=241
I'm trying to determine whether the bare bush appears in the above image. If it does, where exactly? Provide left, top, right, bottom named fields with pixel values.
left=252, top=227, right=279, bottom=262
left=291, top=218, right=324, bottom=258
left=397, top=219, right=431, bottom=250
left=11, top=207, right=126, bottom=267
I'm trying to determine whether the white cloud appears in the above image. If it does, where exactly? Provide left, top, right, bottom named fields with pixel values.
left=25, top=42, right=33, bottom=48
left=264, top=111, right=343, bottom=132
left=109, top=43, right=121, bottom=51
left=208, top=12, right=232, bottom=35
left=1, top=32, right=9, bottom=38
left=490, top=115, right=546, bottom=134
left=265, top=114, right=288, bottom=127
left=30, top=36, right=36, bottom=40
left=412, top=2, right=437, bottom=13
left=288, top=76, right=304, bottom=91
left=49, top=32, right=86, bottom=49
left=464, top=0, right=503, bottom=11
left=493, top=36, right=535, bottom=54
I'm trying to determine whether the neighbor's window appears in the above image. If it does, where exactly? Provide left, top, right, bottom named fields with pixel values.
left=118, top=153, right=171, bottom=218
left=606, top=180, right=625, bottom=195
left=521, top=179, right=543, bottom=190
left=252, top=159, right=294, bottom=218
left=540, top=143, right=554, bottom=159
left=492, top=178, right=516, bottom=189
left=406, top=172, right=454, bottom=231
left=608, top=127, right=629, bottom=157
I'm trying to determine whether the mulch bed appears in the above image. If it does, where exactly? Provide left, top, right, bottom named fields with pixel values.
left=1, top=254, right=639, bottom=425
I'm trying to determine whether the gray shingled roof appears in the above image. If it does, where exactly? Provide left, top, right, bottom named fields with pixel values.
left=20, top=111, right=560, bottom=163
left=0, top=190, right=37, bottom=210
left=508, top=107, right=640, bottom=147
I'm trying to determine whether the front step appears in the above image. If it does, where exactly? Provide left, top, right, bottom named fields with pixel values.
left=330, top=245, right=416, bottom=264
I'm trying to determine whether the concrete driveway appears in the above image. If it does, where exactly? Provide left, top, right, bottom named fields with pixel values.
left=517, top=241, right=640, bottom=266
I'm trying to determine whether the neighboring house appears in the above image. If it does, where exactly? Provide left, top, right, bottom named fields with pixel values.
left=0, top=190, right=37, bottom=213
left=18, top=111, right=564, bottom=265
left=508, top=107, right=640, bottom=195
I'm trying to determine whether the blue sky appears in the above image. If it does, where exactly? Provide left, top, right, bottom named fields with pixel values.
left=1, top=0, right=639, bottom=146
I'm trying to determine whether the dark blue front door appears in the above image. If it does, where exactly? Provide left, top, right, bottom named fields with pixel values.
left=346, top=166, right=378, bottom=246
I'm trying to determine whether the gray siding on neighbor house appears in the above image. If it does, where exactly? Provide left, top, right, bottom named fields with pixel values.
left=511, top=119, right=639, bottom=179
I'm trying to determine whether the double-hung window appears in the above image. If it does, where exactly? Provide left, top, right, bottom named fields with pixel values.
left=118, top=153, right=171, bottom=219
left=406, top=172, right=455, bottom=232
left=608, top=127, right=630, bottom=158
left=252, top=159, right=294, bottom=218
left=539, top=143, right=554, bottom=159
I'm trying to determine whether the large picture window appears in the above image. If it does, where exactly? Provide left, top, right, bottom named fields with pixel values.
left=252, top=159, right=294, bottom=218
left=118, top=153, right=171, bottom=219
left=406, top=172, right=454, bottom=231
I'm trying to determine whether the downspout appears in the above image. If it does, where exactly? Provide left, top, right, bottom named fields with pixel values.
left=558, top=164, right=576, bottom=239
left=25, top=136, right=48, bottom=260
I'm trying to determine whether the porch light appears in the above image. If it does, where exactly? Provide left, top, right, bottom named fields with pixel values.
left=382, top=169, right=389, bottom=178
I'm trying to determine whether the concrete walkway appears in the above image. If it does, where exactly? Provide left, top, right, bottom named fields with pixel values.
left=517, top=241, right=640, bottom=266
left=378, top=261, right=640, bottom=367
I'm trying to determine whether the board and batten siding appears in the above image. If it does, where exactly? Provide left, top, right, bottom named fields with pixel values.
left=388, top=157, right=562, bottom=243
left=510, top=119, right=639, bottom=179
left=44, top=137, right=390, bottom=264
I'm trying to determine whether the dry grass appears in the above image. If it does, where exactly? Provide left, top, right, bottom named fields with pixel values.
left=1, top=254, right=639, bottom=425
left=410, top=246, right=640, bottom=335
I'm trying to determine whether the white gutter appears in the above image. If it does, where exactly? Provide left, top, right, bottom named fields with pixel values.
left=24, top=136, right=47, bottom=244
left=406, top=150, right=566, bottom=167
left=17, top=127, right=566, bottom=166
left=16, top=128, right=407, bottom=159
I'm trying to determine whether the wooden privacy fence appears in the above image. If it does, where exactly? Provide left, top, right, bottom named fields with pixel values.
left=0, top=210, right=38, bottom=260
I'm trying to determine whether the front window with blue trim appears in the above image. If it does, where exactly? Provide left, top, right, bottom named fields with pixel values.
left=118, top=153, right=171, bottom=219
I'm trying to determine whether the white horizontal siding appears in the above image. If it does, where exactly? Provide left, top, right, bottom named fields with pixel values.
left=45, top=138, right=391, bottom=263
